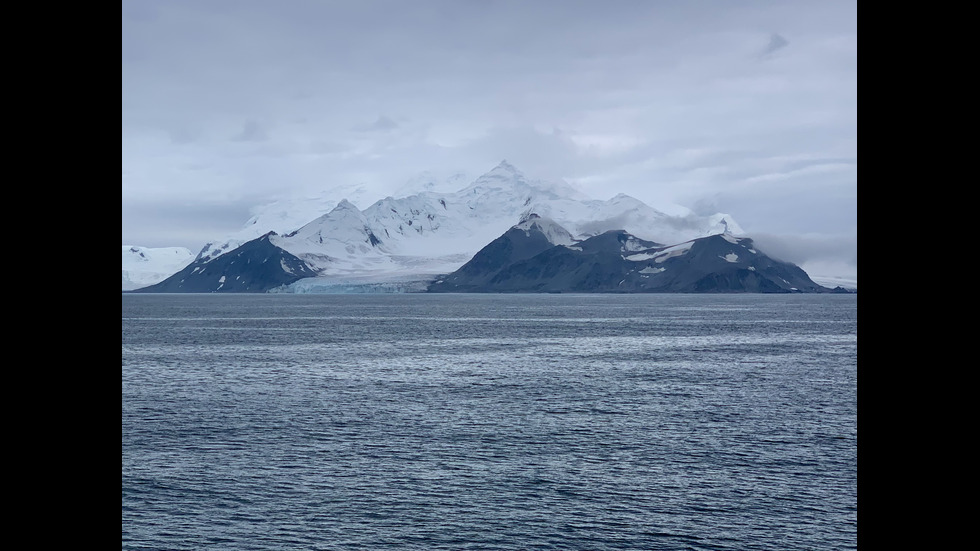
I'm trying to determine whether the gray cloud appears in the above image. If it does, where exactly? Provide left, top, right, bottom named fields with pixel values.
left=122, top=198, right=260, bottom=250
left=168, top=126, right=200, bottom=145
left=352, top=115, right=400, bottom=133
left=749, top=232, right=857, bottom=271
left=761, top=33, right=790, bottom=57
left=233, top=120, right=270, bottom=142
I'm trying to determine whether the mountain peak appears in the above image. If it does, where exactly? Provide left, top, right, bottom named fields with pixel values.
left=514, top=213, right=575, bottom=246
left=481, top=160, right=527, bottom=182
left=705, top=213, right=745, bottom=237
left=518, top=212, right=541, bottom=225
left=491, top=159, right=520, bottom=174
left=331, top=199, right=359, bottom=212
left=461, top=160, right=529, bottom=193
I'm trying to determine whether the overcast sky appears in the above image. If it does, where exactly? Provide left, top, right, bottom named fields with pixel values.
left=122, top=0, right=856, bottom=275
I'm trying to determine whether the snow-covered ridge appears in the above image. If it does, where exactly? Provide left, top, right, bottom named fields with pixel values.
left=516, top=213, right=576, bottom=246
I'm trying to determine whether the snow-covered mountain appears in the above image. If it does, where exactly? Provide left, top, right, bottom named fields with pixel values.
left=193, top=181, right=379, bottom=263
left=122, top=246, right=194, bottom=291
left=132, top=161, right=750, bottom=292
left=194, top=171, right=469, bottom=263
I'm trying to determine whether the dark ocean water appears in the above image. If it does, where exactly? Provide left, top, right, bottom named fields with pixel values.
left=122, top=293, right=857, bottom=550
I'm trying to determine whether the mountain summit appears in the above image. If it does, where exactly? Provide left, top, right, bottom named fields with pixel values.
left=488, top=159, right=521, bottom=176
left=130, top=162, right=759, bottom=293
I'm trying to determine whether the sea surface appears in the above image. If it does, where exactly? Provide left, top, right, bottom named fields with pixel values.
left=122, top=293, right=857, bottom=550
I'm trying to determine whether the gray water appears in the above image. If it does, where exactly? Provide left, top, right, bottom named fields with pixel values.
left=122, top=293, right=857, bottom=550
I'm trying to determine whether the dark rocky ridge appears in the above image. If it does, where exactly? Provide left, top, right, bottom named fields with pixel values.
left=131, top=232, right=318, bottom=293
left=429, top=218, right=844, bottom=294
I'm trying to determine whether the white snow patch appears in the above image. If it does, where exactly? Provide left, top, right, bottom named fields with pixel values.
left=639, top=266, right=665, bottom=274
left=656, top=242, right=694, bottom=263
left=621, top=236, right=649, bottom=252
left=722, top=253, right=739, bottom=263
left=626, top=241, right=694, bottom=263
left=624, top=252, right=657, bottom=261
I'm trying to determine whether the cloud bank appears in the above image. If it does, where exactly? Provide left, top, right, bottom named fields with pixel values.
left=122, top=0, right=856, bottom=278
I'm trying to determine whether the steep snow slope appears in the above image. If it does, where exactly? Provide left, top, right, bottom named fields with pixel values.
left=194, top=182, right=379, bottom=263
left=514, top=213, right=576, bottom=247
left=274, top=199, right=400, bottom=277
left=194, top=171, right=470, bottom=264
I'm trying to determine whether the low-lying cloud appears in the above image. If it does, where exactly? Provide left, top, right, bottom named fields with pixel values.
left=761, top=33, right=789, bottom=57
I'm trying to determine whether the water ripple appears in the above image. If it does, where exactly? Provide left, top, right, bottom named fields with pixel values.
left=123, top=294, right=856, bottom=551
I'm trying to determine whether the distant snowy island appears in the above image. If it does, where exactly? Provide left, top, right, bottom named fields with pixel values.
left=124, top=161, right=855, bottom=294
left=122, top=246, right=194, bottom=291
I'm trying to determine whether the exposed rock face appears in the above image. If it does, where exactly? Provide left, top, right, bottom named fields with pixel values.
left=131, top=232, right=318, bottom=293
left=429, top=218, right=836, bottom=294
